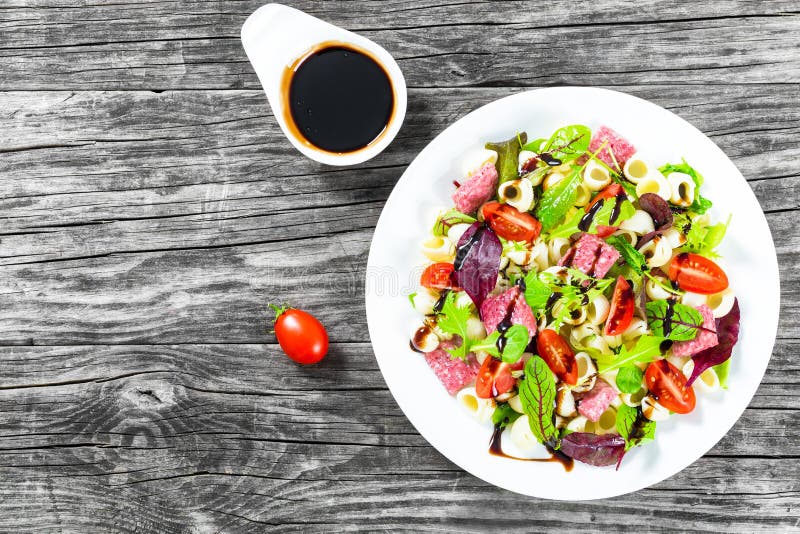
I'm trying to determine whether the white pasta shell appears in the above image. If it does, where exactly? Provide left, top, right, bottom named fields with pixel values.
left=565, top=415, right=590, bottom=433
left=582, top=160, right=612, bottom=191
left=620, top=210, right=655, bottom=235
left=682, top=360, right=721, bottom=394
left=553, top=300, right=587, bottom=326
left=547, top=239, right=572, bottom=265
left=556, top=385, right=577, bottom=417
left=641, top=395, right=671, bottom=421
left=518, top=149, right=537, bottom=170
left=510, top=414, right=540, bottom=451
left=681, top=291, right=708, bottom=308
left=421, top=235, right=455, bottom=262
left=662, top=227, right=687, bottom=249
left=622, top=317, right=649, bottom=340
left=706, top=288, right=736, bottom=318
left=447, top=223, right=472, bottom=246
left=543, top=172, right=565, bottom=191
left=465, top=316, right=486, bottom=340
left=638, top=235, right=672, bottom=268
left=508, top=394, right=524, bottom=414
left=646, top=276, right=674, bottom=301
left=411, top=289, right=438, bottom=315
left=456, top=386, right=496, bottom=422
left=571, top=352, right=598, bottom=393
left=499, top=178, right=535, bottom=212
left=667, top=172, right=696, bottom=207
left=635, top=172, right=671, bottom=201
left=530, top=240, right=550, bottom=271
left=611, top=228, right=638, bottom=247
left=586, top=294, right=611, bottom=325
left=621, top=387, right=648, bottom=407
left=595, top=406, right=618, bottom=434
left=574, top=182, right=592, bottom=207
left=623, top=154, right=650, bottom=184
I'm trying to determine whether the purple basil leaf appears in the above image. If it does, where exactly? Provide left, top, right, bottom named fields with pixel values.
left=688, top=298, right=740, bottom=386
left=638, top=193, right=673, bottom=230
left=452, top=223, right=501, bottom=312
left=560, top=432, right=626, bottom=467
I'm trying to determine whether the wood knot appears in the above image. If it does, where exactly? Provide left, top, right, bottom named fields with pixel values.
left=121, top=379, right=175, bottom=409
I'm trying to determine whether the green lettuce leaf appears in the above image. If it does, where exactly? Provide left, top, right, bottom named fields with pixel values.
left=522, top=271, right=552, bottom=311
left=541, top=124, right=591, bottom=164
left=519, top=356, right=558, bottom=446
left=487, top=133, right=526, bottom=184
left=548, top=198, right=635, bottom=240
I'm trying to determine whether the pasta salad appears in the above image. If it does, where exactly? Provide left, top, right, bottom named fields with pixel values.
left=408, top=124, right=741, bottom=469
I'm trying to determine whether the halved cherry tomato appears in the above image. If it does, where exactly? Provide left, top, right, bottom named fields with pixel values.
left=420, top=262, right=459, bottom=290
left=604, top=276, right=635, bottom=336
left=536, top=329, right=577, bottom=385
left=668, top=253, right=728, bottom=295
left=645, top=359, right=696, bottom=414
left=585, top=183, right=624, bottom=213
left=595, top=225, right=618, bottom=238
left=475, top=357, right=515, bottom=399
left=482, top=201, right=542, bottom=243
left=270, top=304, right=329, bottom=364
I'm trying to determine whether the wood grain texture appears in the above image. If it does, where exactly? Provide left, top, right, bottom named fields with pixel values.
left=0, top=0, right=798, bottom=531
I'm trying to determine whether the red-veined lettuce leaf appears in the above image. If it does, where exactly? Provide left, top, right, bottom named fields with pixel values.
left=452, top=223, right=501, bottom=312
left=559, top=432, right=626, bottom=467
left=688, top=299, right=740, bottom=386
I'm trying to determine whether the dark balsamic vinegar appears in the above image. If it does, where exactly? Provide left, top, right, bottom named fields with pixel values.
left=284, top=43, right=394, bottom=153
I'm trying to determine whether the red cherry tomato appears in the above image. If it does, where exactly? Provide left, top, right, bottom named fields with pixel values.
left=604, top=276, right=635, bottom=336
left=482, top=202, right=542, bottom=243
left=270, top=305, right=329, bottom=364
left=645, top=359, right=696, bottom=414
left=536, top=329, right=578, bottom=385
left=475, top=357, right=515, bottom=399
left=420, top=262, right=459, bottom=290
left=668, top=253, right=729, bottom=295
left=595, top=225, right=618, bottom=238
left=585, top=183, right=624, bottom=213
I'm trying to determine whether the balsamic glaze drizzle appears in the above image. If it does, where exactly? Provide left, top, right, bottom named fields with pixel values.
left=488, top=424, right=574, bottom=471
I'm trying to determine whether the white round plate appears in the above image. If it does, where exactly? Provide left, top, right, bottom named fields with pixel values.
left=365, top=87, right=779, bottom=500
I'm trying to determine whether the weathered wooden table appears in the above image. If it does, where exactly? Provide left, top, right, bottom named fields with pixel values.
left=1, top=1, right=798, bottom=531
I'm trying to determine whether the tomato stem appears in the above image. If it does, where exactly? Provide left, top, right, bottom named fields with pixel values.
left=268, top=303, right=290, bottom=325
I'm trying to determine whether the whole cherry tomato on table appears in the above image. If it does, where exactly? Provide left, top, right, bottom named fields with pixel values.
left=668, top=253, right=729, bottom=295
left=481, top=201, right=542, bottom=243
left=645, top=359, right=696, bottom=414
left=270, top=304, right=329, bottom=364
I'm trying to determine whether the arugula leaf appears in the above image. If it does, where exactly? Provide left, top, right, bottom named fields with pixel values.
left=435, top=292, right=475, bottom=360
left=659, top=159, right=712, bottom=214
left=597, top=335, right=664, bottom=373
left=492, top=402, right=522, bottom=429
left=519, top=356, right=558, bottom=446
left=522, top=271, right=552, bottom=311
left=486, top=133, right=526, bottom=184
left=646, top=301, right=704, bottom=341
left=615, top=365, right=644, bottom=394
left=542, top=125, right=591, bottom=164
left=548, top=198, right=635, bottom=240
left=470, top=324, right=529, bottom=363
left=432, top=209, right=476, bottom=237
left=611, top=171, right=638, bottom=198
left=606, top=235, right=647, bottom=274
left=616, top=404, right=656, bottom=451
left=535, top=167, right=582, bottom=231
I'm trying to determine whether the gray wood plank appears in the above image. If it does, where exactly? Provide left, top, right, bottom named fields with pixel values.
left=0, top=343, right=796, bottom=532
left=2, top=10, right=800, bottom=90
